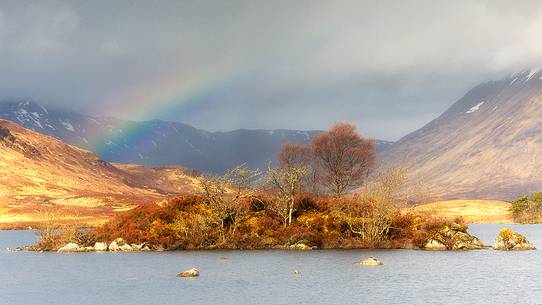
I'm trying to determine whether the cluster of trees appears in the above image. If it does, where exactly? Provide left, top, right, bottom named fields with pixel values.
left=197, top=123, right=380, bottom=230
left=274, top=122, right=375, bottom=197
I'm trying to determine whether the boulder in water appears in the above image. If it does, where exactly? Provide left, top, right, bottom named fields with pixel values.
left=108, top=238, right=133, bottom=251
left=288, top=239, right=316, bottom=250
left=450, top=231, right=484, bottom=250
left=424, top=223, right=484, bottom=250
left=119, top=244, right=133, bottom=251
left=177, top=268, right=199, bottom=278
left=94, top=242, right=108, bottom=251
left=289, top=243, right=312, bottom=250
left=57, top=242, right=84, bottom=253
left=424, top=239, right=447, bottom=250
left=360, top=257, right=383, bottom=266
left=493, top=228, right=535, bottom=251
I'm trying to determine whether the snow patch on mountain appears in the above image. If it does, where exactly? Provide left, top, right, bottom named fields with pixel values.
left=466, top=102, right=485, bottom=114
left=526, top=67, right=542, bottom=81
left=38, top=103, right=48, bottom=114
left=510, top=77, right=518, bottom=85
left=60, top=120, right=75, bottom=132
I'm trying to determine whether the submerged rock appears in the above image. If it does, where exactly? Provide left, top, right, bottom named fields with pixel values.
left=360, top=257, right=384, bottom=266
left=177, top=268, right=199, bottom=278
left=493, top=228, right=535, bottom=251
left=424, top=223, right=484, bottom=250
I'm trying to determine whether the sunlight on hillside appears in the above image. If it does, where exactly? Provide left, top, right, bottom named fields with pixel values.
left=412, top=200, right=513, bottom=224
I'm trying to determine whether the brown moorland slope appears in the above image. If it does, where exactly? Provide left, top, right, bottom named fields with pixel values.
left=0, top=119, right=199, bottom=228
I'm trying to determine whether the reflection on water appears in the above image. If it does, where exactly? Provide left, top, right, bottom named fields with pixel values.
left=1, top=224, right=542, bottom=305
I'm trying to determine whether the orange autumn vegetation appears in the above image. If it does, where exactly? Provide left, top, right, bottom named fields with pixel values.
left=88, top=194, right=460, bottom=250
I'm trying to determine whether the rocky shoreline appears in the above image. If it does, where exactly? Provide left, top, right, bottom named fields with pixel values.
left=7, top=226, right=536, bottom=253
left=423, top=223, right=484, bottom=250
left=56, top=238, right=153, bottom=252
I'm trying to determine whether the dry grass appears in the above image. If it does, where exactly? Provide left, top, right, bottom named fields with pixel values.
left=411, top=199, right=513, bottom=224
left=0, top=201, right=121, bottom=229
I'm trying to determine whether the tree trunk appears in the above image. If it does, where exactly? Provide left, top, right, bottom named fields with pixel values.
left=221, top=219, right=226, bottom=243
left=288, top=196, right=295, bottom=225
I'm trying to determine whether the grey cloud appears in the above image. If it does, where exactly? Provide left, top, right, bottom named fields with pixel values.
left=2, top=0, right=542, bottom=140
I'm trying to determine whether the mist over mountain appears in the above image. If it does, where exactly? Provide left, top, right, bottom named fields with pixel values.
left=0, top=100, right=393, bottom=173
left=383, top=68, right=542, bottom=200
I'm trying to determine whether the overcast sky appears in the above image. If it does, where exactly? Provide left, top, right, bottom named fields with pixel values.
left=2, top=1, right=542, bottom=140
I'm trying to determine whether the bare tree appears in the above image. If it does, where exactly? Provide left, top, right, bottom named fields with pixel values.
left=331, top=167, right=406, bottom=243
left=277, top=142, right=322, bottom=194
left=266, top=162, right=307, bottom=226
left=198, top=164, right=260, bottom=241
left=312, top=123, right=375, bottom=196
left=35, top=204, right=61, bottom=250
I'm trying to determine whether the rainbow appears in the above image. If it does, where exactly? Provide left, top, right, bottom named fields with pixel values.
left=85, top=62, right=243, bottom=158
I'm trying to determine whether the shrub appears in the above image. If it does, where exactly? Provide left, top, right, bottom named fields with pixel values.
left=498, top=227, right=513, bottom=241
left=84, top=192, right=448, bottom=250
left=510, top=192, right=542, bottom=223
left=511, top=195, right=529, bottom=215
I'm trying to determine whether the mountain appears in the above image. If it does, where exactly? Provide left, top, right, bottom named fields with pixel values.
left=383, top=68, right=542, bottom=200
left=0, top=100, right=393, bottom=173
left=0, top=119, right=199, bottom=227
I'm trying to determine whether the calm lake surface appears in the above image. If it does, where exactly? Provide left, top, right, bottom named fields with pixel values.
left=1, top=224, right=542, bottom=305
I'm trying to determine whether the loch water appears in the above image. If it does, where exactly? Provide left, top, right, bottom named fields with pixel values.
left=1, top=224, right=541, bottom=305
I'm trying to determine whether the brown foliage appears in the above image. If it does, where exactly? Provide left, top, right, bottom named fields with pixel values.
left=312, top=123, right=375, bottom=196
left=277, top=143, right=311, bottom=169
left=85, top=192, right=457, bottom=250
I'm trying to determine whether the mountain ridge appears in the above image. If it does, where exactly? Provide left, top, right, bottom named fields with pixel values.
left=0, top=99, right=393, bottom=173
left=383, top=68, right=542, bottom=200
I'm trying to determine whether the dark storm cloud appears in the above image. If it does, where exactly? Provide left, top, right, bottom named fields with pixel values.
left=1, top=0, right=542, bottom=140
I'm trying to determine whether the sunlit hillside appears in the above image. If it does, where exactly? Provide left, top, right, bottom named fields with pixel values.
left=412, top=200, right=513, bottom=224
left=0, top=119, right=200, bottom=228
